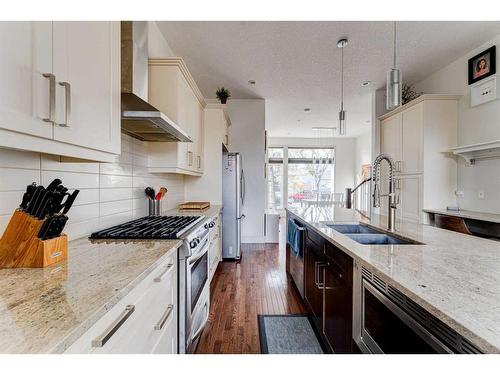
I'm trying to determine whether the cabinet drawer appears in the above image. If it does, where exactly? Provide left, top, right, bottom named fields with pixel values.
left=65, top=250, right=177, bottom=354
left=324, top=242, right=351, bottom=276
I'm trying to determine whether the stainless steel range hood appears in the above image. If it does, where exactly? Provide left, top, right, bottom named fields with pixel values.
left=121, top=21, right=191, bottom=142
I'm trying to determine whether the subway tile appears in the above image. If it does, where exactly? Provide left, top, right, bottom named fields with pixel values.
left=99, top=174, right=133, bottom=188
left=0, top=168, right=40, bottom=191
left=99, top=162, right=133, bottom=176
left=0, top=191, right=24, bottom=215
left=68, top=203, right=99, bottom=223
left=0, top=149, right=40, bottom=169
left=73, top=188, right=99, bottom=206
left=41, top=154, right=99, bottom=174
left=100, top=188, right=133, bottom=202
left=42, top=170, right=99, bottom=189
left=65, top=218, right=100, bottom=241
left=100, top=199, right=133, bottom=217
left=99, top=210, right=134, bottom=228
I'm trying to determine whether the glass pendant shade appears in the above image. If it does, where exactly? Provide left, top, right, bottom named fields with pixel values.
left=386, top=68, right=402, bottom=110
left=338, top=109, right=346, bottom=135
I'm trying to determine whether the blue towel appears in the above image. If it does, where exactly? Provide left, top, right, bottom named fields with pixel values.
left=287, top=219, right=303, bottom=257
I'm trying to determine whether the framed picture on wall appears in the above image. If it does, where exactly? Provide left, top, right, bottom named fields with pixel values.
left=468, top=46, right=496, bottom=85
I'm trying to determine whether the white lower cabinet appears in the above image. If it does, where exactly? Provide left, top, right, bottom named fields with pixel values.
left=208, top=213, right=222, bottom=282
left=65, top=249, right=178, bottom=354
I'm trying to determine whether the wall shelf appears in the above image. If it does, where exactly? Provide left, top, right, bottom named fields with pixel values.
left=445, top=140, right=500, bottom=165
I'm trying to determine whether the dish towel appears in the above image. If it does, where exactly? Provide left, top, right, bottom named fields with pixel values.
left=287, top=219, right=303, bottom=257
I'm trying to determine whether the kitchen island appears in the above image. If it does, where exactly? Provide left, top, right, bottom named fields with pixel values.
left=0, top=237, right=182, bottom=353
left=286, top=205, right=500, bottom=353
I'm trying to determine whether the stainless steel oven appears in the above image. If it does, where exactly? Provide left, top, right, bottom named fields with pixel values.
left=353, top=262, right=481, bottom=354
left=179, top=219, right=211, bottom=354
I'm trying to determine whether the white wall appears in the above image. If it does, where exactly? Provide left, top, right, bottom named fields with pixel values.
left=268, top=137, right=357, bottom=194
left=414, top=34, right=500, bottom=213
left=354, top=130, right=372, bottom=184
left=0, top=134, right=185, bottom=240
left=227, top=99, right=266, bottom=243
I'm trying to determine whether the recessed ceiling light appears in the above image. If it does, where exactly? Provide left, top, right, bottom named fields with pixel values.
left=248, top=80, right=256, bottom=85
left=361, top=81, right=371, bottom=87
left=304, top=108, right=311, bottom=112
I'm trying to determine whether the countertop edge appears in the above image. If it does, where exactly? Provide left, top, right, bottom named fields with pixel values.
left=48, top=240, right=182, bottom=354
left=423, top=208, right=500, bottom=224
left=286, top=209, right=499, bottom=354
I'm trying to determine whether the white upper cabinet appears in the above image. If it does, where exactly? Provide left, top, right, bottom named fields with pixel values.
left=148, top=58, right=205, bottom=176
left=0, top=22, right=53, bottom=139
left=0, top=22, right=120, bottom=162
left=52, top=22, right=121, bottom=154
left=379, top=95, right=459, bottom=223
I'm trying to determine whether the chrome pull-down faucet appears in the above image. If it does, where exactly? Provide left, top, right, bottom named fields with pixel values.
left=372, top=154, right=398, bottom=231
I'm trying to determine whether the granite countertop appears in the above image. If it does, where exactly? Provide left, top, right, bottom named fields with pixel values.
left=423, top=208, right=500, bottom=224
left=0, top=237, right=182, bottom=353
left=286, top=205, right=500, bottom=353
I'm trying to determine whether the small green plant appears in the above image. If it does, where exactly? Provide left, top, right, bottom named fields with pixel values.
left=216, top=87, right=231, bottom=104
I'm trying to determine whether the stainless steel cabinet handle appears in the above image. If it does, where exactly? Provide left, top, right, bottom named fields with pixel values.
left=42, top=73, right=56, bottom=123
left=91, top=305, right=135, bottom=347
left=57, top=81, right=71, bottom=127
left=197, top=155, right=201, bottom=168
left=154, top=304, right=174, bottom=331
left=154, top=263, right=173, bottom=283
left=187, top=151, right=193, bottom=166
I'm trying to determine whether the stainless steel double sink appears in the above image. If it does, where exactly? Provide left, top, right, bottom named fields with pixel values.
left=326, top=224, right=423, bottom=245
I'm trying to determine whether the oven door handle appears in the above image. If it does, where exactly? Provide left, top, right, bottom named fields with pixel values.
left=188, top=239, right=210, bottom=265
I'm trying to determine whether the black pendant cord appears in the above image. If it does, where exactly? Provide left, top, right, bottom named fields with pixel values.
left=340, top=43, right=344, bottom=111
left=393, top=21, right=397, bottom=69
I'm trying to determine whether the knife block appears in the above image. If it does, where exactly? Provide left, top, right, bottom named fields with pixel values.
left=0, top=210, right=68, bottom=268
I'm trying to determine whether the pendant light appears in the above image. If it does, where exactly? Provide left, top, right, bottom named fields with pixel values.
left=337, top=38, right=348, bottom=136
left=386, top=21, right=402, bottom=110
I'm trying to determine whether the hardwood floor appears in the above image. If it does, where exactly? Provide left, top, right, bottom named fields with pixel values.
left=195, top=243, right=306, bottom=354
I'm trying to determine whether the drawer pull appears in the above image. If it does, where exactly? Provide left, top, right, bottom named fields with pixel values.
left=154, top=304, right=174, bottom=331
left=154, top=263, right=174, bottom=283
left=92, top=305, right=135, bottom=347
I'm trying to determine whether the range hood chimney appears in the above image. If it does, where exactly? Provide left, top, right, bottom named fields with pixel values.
left=121, top=21, right=192, bottom=142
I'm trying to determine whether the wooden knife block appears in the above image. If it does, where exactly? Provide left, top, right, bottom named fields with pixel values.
left=0, top=210, right=68, bottom=268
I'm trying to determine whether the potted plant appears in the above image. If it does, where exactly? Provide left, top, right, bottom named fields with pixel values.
left=216, top=87, right=231, bottom=104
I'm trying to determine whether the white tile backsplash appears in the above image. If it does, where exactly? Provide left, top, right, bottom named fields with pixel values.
left=0, top=134, right=185, bottom=240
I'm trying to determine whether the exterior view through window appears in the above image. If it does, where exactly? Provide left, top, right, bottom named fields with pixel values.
left=266, top=147, right=335, bottom=210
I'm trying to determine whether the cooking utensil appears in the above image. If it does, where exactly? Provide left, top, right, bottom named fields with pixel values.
left=159, top=187, right=168, bottom=200
left=34, top=190, right=55, bottom=219
left=26, top=186, right=45, bottom=215
left=20, top=182, right=37, bottom=210
left=46, top=178, right=62, bottom=191
left=61, top=190, right=79, bottom=214
left=145, top=187, right=155, bottom=200
left=155, top=191, right=162, bottom=201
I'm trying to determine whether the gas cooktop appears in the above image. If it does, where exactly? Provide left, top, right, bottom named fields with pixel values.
left=90, top=215, right=204, bottom=240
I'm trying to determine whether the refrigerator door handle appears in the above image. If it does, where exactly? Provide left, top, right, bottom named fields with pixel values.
left=240, top=170, right=246, bottom=205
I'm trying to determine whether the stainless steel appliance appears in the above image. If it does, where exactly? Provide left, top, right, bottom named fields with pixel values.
left=178, top=217, right=215, bottom=353
left=222, top=152, right=245, bottom=260
left=90, top=215, right=215, bottom=354
left=353, top=261, right=482, bottom=354
left=120, top=21, right=191, bottom=142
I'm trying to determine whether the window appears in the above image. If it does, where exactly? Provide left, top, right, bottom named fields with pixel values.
left=265, top=146, right=336, bottom=210
left=287, top=148, right=335, bottom=209
left=266, top=148, right=284, bottom=209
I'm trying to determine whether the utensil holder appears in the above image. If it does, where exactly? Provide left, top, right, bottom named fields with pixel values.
left=148, top=199, right=162, bottom=216
left=0, top=210, right=68, bottom=268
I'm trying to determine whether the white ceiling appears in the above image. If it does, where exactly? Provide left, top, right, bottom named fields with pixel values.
left=156, top=21, right=500, bottom=138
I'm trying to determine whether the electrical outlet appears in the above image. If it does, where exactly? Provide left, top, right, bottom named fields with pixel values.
left=478, top=191, right=485, bottom=200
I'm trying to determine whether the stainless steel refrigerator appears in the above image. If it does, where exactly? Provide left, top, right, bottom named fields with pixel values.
left=222, top=152, right=245, bottom=260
